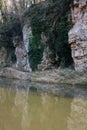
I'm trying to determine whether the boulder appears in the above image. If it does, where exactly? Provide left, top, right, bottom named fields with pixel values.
left=69, top=0, right=87, bottom=71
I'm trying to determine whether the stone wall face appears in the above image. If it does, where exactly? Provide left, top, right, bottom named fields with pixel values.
left=69, top=0, right=87, bottom=71
left=0, top=47, right=7, bottom=67
left=22, top=24, right=32, bottom=72
left=23, top=24, right=32, bottom=53
left=38, top=32, right=57, bottom=70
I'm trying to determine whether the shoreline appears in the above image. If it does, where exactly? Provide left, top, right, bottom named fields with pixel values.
left=0, top=67, right=87, bottom=87
left=0, top=67, right=87, bottom=97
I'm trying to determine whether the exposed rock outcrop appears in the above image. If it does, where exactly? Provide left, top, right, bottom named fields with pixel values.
left=22, top=23, right=32, bottom=71
left=0, top=47, right=12, bottom=67
left=38, top=32, right=56, bottom=70
left=0, top=47, right=7, bottom=67
left=23, top=23, right=32, bottom=53
left=69, top=0, right=87, bottom=71
left=13, top=36, right=31, bottom=72
left=25, top=1, right=73, bottom=70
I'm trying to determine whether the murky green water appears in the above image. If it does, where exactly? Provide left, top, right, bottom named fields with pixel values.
left=0, top=80, right=87, bottom=130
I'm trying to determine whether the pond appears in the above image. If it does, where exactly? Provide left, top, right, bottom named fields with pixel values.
left=0, top=78, right=87, bottom=130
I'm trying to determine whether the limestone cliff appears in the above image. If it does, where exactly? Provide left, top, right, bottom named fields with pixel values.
left=0, top=0, right=74, bottom=70
left=22, top=23, right=32, bottom=71
left=0, top=47, right=7, bottom=67
left=69, top=0, right=87, bottom=71
left=24, top=0, right=73, bottom=70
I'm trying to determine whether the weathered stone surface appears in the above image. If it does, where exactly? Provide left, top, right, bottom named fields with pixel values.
left=23, top=24, right=32, bottom=53
left=0, top=47, right=11, bottom=67
left=13, top=36, right=31, bottom=72
left=69, top=0, right=87, bottom=71
left=38, top=32, right=58, bottom=70
left=0, top=47, right=7, bottom=67
left=22, top=24, right=32, bottom=72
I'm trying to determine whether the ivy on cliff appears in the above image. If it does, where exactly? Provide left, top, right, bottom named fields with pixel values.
left=24, top=0, right=73, bottom=69
left=29, top=34, right=43, bottom=70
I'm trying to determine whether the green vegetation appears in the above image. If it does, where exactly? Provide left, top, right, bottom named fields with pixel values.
left=29, top=34, right=43, bottom=70
left=0, top=0, right=74, bottom=69
left=24, top=0, right=73, bottom=69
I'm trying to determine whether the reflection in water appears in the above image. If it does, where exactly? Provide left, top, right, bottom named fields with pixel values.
left=0, top=86, right=71, bottom=130
left=0, top=85, right=87, bottom=130
left=67, top=97, right=87, bottom=130
left=13, top=87, right=29, bottom=130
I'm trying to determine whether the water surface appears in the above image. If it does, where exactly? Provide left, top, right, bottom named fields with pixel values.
left=0, top=78, right=87, bottom=130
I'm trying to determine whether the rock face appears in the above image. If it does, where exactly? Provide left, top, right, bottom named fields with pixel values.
left=22, top=24, right=32, bottom=71
left=38, top=32, right=58, bottom=70
left=0, top=47, right=7, bottom=67
left=23, top=24, right=32, bottom=53
left=0, top=46, right=12, bottom=67
left=13, top=36, right=31, bottom=72
left=69, top=0, right=87, bottom=71
left=38, top=32, right=52, bottom=70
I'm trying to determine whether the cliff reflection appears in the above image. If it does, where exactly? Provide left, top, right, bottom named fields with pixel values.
left=67, top=95, right=87, bottom=130
left=0, top=86, right=72, bottom=130
left=13, top=87, right=29, bottom=130
left=1, top=83, right=87, bottom=130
